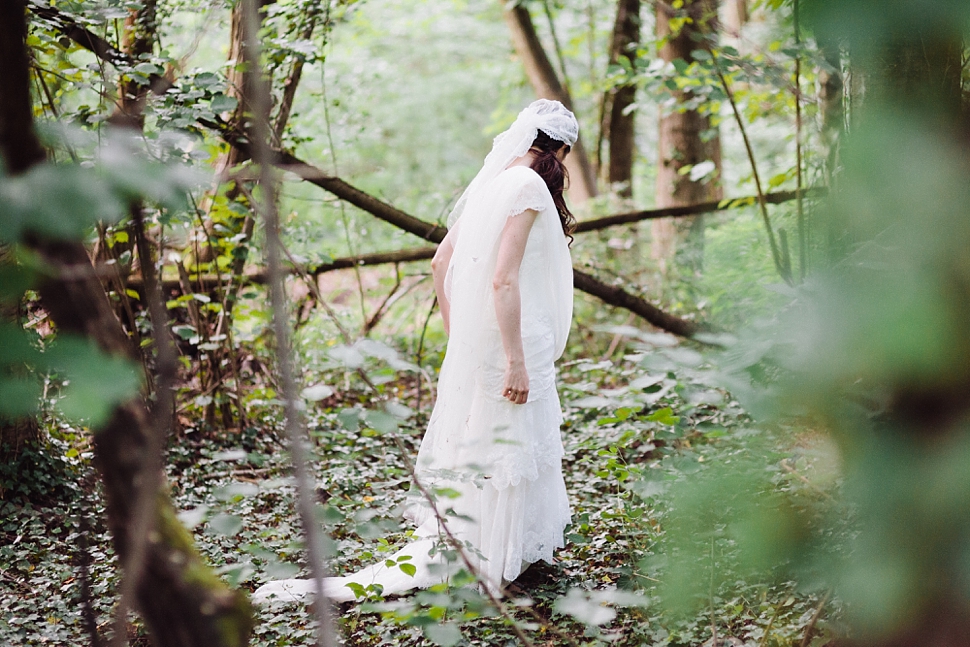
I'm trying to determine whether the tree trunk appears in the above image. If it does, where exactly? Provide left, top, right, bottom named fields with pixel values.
left=501, top=1, right=598, bottom=203
left=2, top=5, right=253, bottom=644
left=652, top=0, right=723, bottom=275
left=817, top=38, right=844, bottom=183
left=723, top=0, right=748, bottom=37
left=0, top=246, right=41, bottom=459
left=112, top=1, right=157, bottom=129
left=604, top=0, right=641, bottom=199
left=218, top=5, right=256, bottom=179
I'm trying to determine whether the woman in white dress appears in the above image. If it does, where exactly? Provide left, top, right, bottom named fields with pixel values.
left=254, top=99, right=577, bottom=604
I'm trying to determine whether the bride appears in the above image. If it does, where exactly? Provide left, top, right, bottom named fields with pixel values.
left=254, top=99, right=577, bottom=604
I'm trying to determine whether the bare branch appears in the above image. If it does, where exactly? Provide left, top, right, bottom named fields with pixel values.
left=573, top=189, right=823, bottom=233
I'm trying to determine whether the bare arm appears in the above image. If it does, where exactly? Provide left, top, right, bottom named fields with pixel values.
left=492, top=209, right=539, bottom=405
left=431, top=222, right=460, bottom=335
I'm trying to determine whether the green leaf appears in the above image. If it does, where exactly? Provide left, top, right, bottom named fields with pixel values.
left=0, top=164, right=125, bottom=242
left=423, top=623, right=462, bottom=647
left=337, top=407, right=361, bottom=432
left=207, top=513, right=244, bottom=536
left=45, top=336, right=142, bottom=427
left=0, top=376, right=41, bottom=418
left=132, top=62, right=163, bottom=76
left=194, top=72, right=220, bottom=88
left=363, top=410, right=398, bottom=434
left=554, top=588, right=617, bottom=626
left=210, top=93, right=239, bottom=114
left=398, top=562, right=417, bottom=577
left=645, top=407, right=680, bottom=426
left=301, top=384, right=334, bottom=401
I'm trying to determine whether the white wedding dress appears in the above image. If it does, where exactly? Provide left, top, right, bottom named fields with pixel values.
left=254, top=165, right=573, bottom=605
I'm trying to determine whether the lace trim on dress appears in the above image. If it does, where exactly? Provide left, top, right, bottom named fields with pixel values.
left=506, top=169, right=550, bottom=219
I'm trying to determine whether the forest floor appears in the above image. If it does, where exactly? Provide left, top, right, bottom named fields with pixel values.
left=0, top=348, right=837, bottom=646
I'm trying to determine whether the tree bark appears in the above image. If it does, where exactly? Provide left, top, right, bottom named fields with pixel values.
left=604, top=0, right=641, bottom=198
left=112, top=0, right=158, bottom=129
left=501, top=1, right=598, bottom=202
left=2, top=5, right=253, bottom=645
left=652, top=0, right=723, bottom=274
left=723, top=0, right=748, bottom=37
left=817, top=38, right=843, bottom=183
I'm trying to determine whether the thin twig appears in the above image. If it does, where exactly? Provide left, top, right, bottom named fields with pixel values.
left=799, top=590, right=831, bottom=647
left=361, top=263, right=402, bottom=337
left=758, top=601, right=782, bottom=647
left=709, top=535, right=717, bottom=647
left=319, top=43, right=368, bottom=325
left=385, top=433, right=539, bottom=647
left=414, top=296, right=437, bottom=414
left=711, top=53, right=793, bottom=285
left=780, top=459, right=835, bottom=501
left=241, top=3, right=334, bottom=646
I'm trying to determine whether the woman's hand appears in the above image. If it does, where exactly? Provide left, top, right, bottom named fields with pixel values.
left=502, top=360, right=530, bottom=404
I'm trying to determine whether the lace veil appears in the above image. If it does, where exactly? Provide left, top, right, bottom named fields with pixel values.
left=447, top=99, right=579, bottom=228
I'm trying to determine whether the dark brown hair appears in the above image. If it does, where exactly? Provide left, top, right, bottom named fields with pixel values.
left=529, top=130, right=575, bottom=239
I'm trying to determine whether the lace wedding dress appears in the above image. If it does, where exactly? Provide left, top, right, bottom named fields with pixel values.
left=253, top=165, right=574, bottom=605
left=253, top=99, right=577, bottom=605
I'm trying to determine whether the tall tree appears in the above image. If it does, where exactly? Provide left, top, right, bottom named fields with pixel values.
left=603, top=0, right=641, bottom=198
left=1, top=4, right=252, bottom=644
left=501, top=0, right=598, bottom=202
left=113, top=1, right=158, bottom=128
left=0, top=247, right=40, bottom=459
left=652, top=0, right=723, bottom=274
left=723, top=0, right=748, bottom=37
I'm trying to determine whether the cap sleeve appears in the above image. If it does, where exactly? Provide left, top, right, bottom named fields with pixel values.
left=507, top=170, right=551, bottom=218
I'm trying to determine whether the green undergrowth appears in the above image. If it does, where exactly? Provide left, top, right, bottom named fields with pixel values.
left=1, top=341, right=839, bottom=646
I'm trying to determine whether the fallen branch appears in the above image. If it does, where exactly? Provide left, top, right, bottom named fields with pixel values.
left=274, top=155, right=708, bottom=337
left=275, top=154, right=449, bottom=243
left=573, top=188, right=825, bottom=234
left=573, top=269, right=701, bottom=338
left=126, top=246, right=438, bottom=291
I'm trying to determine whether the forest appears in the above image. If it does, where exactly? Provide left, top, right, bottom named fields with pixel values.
left=2, top=0, right=970, bottom=645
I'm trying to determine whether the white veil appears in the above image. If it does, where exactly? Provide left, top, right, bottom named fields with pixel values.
left=447, top=99, right=579, bottom=228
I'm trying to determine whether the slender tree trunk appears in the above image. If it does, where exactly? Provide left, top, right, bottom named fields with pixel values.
left=0, top=413, right=40, bottom=459
left=604, top=0, right=641, bottom=199
left=2, top=6, right=253, bottom=644
left=817, top=39, right=844, bottom=183
left=0, top=245, right=40, bottom=459
left=501, top=1, right=598, bottom=202
left=723, top=0, right=748, bottom=37
left=652, top=0, right=723, bottom=275
left=112, top=1, right=158, bottom=129
left=218, top=5, right=256, bottom=179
